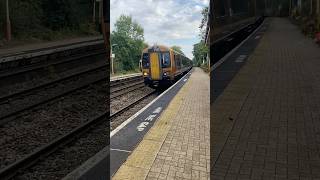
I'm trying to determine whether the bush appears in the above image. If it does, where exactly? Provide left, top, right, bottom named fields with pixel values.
left=0, top=0, right=99, bottom=42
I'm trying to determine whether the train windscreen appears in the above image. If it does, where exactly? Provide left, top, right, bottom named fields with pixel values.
left=142, top=53, right=150, bottom=68
left=161, top=52, right=171, bottom=68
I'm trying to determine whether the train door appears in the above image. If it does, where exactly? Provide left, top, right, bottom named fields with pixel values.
left=149, top=53, right=162, bottom=80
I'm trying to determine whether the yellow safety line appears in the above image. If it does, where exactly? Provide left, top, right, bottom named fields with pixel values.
left=113, top=76, right=192, bottom=180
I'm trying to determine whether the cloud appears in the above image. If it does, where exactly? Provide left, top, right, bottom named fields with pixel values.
left=110, top=0, right=208, bottom=59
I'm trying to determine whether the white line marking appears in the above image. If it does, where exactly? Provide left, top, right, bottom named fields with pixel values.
left=235, top=55, right=247, bottom=63
left=110, top=70, right=192, bottom=137
left=110, top=148, right=132, bottom=153
left=110, top=73, right=141, bottom=82
left=211, top=20, right=265, bottom=72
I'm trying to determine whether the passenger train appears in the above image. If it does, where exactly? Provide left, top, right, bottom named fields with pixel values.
left=140, top=45, right=193, bottom=87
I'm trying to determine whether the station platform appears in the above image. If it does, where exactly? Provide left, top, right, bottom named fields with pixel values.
left=0, top=36, right=102, bottom=58
left=110, top=73, right=141, bottom=81
left=212, top=18, right=320, bottom=179
left=113, top=68, right=210, bottom=179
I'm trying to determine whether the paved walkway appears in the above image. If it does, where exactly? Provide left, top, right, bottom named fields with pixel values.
left=211, top=18, right=320, bottom=179
left=113, top=68, right=210, bottom=180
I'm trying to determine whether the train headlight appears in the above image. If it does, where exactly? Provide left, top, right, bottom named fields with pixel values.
left=163, top=72, right=167, bottom=76
left=143, top=72, right=148, bottom=76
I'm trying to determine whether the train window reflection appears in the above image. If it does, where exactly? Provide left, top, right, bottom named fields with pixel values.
left=161, top=52, right=170, bottom=68
left=142, top=53, right=150, bottom=68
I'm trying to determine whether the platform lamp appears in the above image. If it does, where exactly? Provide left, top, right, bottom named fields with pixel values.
left=5, top=0, right=11, bottom=42
left=111, top=44, right=118, bottom=75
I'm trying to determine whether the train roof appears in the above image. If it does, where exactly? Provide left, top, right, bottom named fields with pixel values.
left=142, top=45, right=170, bottom=53
left=142, top=45, right=190, bottom=60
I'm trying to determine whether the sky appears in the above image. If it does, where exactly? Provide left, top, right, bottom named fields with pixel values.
left=110, top=0, right=209, bottom=59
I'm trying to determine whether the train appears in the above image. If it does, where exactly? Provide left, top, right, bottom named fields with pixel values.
left=139, top=45, right=193, bottom=88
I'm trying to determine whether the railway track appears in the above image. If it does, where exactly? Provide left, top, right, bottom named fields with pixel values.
left=110, top=76, right=144, bottom=99
left=210, top=16, right=264, bottom=70
left=110, top=75, right=142, bottom=87
left=0, top=90, right=156, bottom=180
left=0, top=39, right=105, bottom=87
left=0, top=65, right=107, bottom=124
left=0, top=37, right=148, bottom=179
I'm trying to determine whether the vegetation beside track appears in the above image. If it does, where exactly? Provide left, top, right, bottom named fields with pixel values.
left=193, top=6, right=209, bottom=68
left=111, top=15, right=188, bottom=74
left=0, top=0, right=101, bottom=47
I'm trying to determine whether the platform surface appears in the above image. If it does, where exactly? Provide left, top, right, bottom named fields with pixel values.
left=0, top=36, right=102, bottom=58
left=110, top=73, right=141, bottom=81
left=113, top=67, right=210, bottom=180
left=211, top=18, right=320, bottom=179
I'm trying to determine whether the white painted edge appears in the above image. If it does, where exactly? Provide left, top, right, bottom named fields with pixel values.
left=110, top=69, right=192, bottom=137
left=211, top=19, right=265, bottom=72
left=110, top=148, right=132, bottom=153
left=110, top=73, right=141, bottom=82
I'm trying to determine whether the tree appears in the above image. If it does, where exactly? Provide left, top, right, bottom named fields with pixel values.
left=192, top=41, right=208, bottom=67
left=171, top=45, right=185, bottom=55
left=195, top=5, right=209, bottom=67
left=199, top=6, right=209, bottom=41
left=143, top=42, right=149, bottom=49
left=0, top=0, right=97, bottom=41
left=111, top=15, right=145, bottom=71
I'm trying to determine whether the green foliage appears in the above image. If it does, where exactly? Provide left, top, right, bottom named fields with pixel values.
left=0, top=0, right=98, bottom=41
left=143, top=42, right=149, bottom=49
left=192, top=41, right=208, bottom=67
left=7, top=0, right=44, bottom=38
left=171, top=45, right=185, bottom=55
left=199, top=6, right=209, bottom=41
left=194, top=5, right=209, bottom=67
left=111, top=15, right=145, bottom=72
left=42, top=0, right=75, bottom=30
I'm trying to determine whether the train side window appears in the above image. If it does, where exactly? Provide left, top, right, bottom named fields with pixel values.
left=174, top=55, right=178, bottom=67
left=181, top=56, right=183, bottom=66
left=142, top=53, right=150, bottom=68
left=175, top=55, right=180, bottom=68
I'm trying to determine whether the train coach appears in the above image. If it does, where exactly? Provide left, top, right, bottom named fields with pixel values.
left=139, top=45, right=193, bottom=88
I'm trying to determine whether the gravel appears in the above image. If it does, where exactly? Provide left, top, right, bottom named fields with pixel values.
left=0, top=68, right=106, bottom=120
left=14, top=115, right=108, bottom=180
left=111, top=93, right=159, bottom=131
left=0, top=70, right=161, bottom=179
left=110, top=86, right=155, bottom=114
left=0, top=81, right=107, bottom=170
left=0, top=61, right=105, bottom=98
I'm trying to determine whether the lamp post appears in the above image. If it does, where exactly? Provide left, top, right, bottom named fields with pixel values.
left=311, top=0, right=313, bottom=15
left=289, top=0, right=292, bottom=16
left=5, top=0, right=11, bottom=41
left=111, top=44, right=118, bottom=75
left=93, top=0, right=96, bottom=23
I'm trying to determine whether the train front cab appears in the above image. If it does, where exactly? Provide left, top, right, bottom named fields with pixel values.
left=141, top=50, right=173, bottom=88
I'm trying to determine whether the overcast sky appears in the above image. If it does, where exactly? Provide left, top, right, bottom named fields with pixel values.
left=110, top=0, right=209, bottom=59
